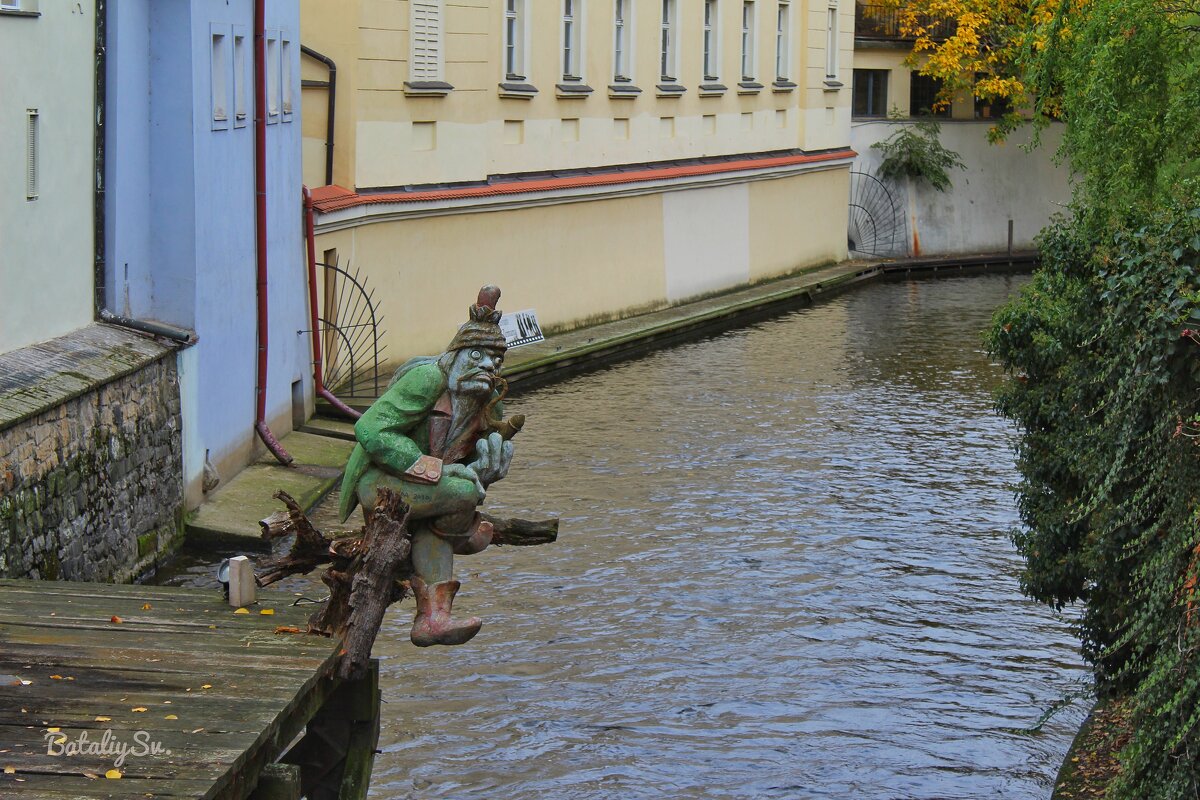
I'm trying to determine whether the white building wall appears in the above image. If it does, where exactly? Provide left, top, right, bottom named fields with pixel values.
left=0, top=2, right=96, bottom=355
left=849, top=120, right=1072, bottom=256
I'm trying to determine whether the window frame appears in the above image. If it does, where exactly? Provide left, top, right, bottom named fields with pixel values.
left=613, top=0, right=633, bottom=81
left=703, top=0, right=718, bottom=81
left=740, top=0, right=756, bottom=81
left=852, top=68, right=888, bottom=117
left=660, top=0, right=677, bottom=82
left=504, top=0, right=528, bottom=81
left=562, top=0, right=583, bottom=80
left=775, top=0, right=790, bottom=81
left=825, top=2, right=839, bottom=80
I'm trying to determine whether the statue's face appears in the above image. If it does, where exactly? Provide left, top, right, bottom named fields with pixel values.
left=447, top=346, right=504, bottom=396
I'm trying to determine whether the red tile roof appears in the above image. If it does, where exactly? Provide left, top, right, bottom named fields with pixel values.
left=311, top=149, right=856, bottom=214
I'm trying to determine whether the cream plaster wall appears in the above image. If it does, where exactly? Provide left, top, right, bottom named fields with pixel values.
left=664, top=183, right=751, bottom=303
left=301, top=0, right=854, bottom=190
left=314, top=166, right=849, bottom=366
left=749, top=167, right=848, bottom=280
left=0, top=3, right=96, bottom=355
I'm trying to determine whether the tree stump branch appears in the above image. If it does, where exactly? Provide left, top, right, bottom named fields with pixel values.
left=253, top=491, right=558, bottom=674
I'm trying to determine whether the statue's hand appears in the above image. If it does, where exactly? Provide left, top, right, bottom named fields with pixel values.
left=470, top=431, right=514, bottom=487
left=441, top=463, right=485, bottom=500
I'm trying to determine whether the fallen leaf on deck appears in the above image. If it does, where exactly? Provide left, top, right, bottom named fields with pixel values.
left=200, top=684, right=212, bottom=690
left=259, top=608, right=275, bottom=615
left=49, top=675, right=63, bottom=680
left=131, top=707, right=147, bottom=713
left=164, top=714, right=178, bottom=720
left=274, top=626, right=302, bottom=634
left=105, top=769, right=122, bottom=779
left=46, top=727, right=59, bottom=733
left=94, top=716, right=111, bottom=722
left=141, top=603, right=152, bottom=610
left=3, top=767, right=15, bottom=775
left=110, top=616, right=123, bottom=624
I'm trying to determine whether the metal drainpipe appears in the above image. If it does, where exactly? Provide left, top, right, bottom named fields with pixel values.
left=303, top=186, right=361, bottom=420
left=299, top=44, right=336, bottom=187
left=93, top=0, right=194, bottom=346
left=254, top=0, right=293, bottom=465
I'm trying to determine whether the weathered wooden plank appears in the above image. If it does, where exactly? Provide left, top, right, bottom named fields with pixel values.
left=0, top=772, right=217, bottom=799
left=0, top=579, right=348, bottom=799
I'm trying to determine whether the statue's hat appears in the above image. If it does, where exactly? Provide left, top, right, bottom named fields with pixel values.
left=447, top=285, right=507, bottom=353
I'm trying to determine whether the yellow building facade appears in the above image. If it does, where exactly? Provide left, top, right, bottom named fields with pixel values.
left=301, top=0, right=855, bottom=365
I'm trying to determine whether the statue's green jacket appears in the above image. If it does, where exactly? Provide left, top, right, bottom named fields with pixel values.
left=338, top=362, right=501, bottom=522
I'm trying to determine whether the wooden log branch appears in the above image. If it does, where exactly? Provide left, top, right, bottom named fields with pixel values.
left=337, top=488, right=412, bottom=680
left=255, top=491, right=338, bottom=587
left=481, top=513, right=559, bottom=547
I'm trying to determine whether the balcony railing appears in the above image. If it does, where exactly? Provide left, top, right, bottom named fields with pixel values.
left=855, top=3, right=956, bottom=42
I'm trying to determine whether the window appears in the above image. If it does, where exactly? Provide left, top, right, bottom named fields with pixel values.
left=852, top=68, right=888, bottom=116
left=0, top=0, right=38, bottom=11
left=562, top=0, right=581, bottom=79
left=660, top=0, right=676, bottom=81
left=741, top=1, right=755, bottom=80
left=233, top=31, right=248, bottom=127
left=703, top=0, right=717, bottom=80
left=411, top=1, right=444, bottom=82
left=282, top=35, right=293, bottom=119
left=775, top=1, right=790, bottom=80
left=25, top=109, right=38, bottom=200
left=266, top=31, right=281, bottom=122
left=910, top=72, right=948, bottom=117
left=0, top=0, right=19, bottom=9
left=504, top=0, right=526, bottom=79
left=974, top=73, right=1012, bottom=119
left=825, top=4, right=839, bottom=80
left=211, top=30, right=229, bottom=127
left=614, top=0, right=631, bottom=80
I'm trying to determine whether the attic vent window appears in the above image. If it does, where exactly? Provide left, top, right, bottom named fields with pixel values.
left=25, top=109, right=38, bottom=200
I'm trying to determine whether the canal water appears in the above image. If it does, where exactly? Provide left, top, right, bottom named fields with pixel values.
left=166, top=274, right=1089, bottom=799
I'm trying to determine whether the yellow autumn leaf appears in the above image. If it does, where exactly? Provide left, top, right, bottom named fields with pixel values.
left=259, top=608, right=275, bottom=615
left=131, top=707, right=147, bottom=713
left=105, top=769, right=122, bottom=779
left=94, top=716, right=111, bottom=722
left=46, top=727, right=59, bottom=733
left=200, top=684, right=212, bottom=690
left=141, top=603, right=152, bottom=610
left=3, top=767, right=15, bottom=775
left=234, top=608, right=250, bottom=615
left=49, top=675, right=63, bottom=680
left=164, top=714, right=178, bottom=720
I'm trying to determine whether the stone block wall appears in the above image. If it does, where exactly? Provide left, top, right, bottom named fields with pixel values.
left=0, top=326, right=184, bottom=582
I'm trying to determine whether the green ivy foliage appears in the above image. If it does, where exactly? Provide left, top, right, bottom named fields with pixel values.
left=990, top=200, right=1200, bottom=798
left=871, top=116, right=966, bottom=192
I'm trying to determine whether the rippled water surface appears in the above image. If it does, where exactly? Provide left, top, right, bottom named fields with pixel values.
left=168, top=274, right=1088, bottom=799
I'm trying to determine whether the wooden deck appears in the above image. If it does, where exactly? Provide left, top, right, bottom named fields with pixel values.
left=0, top=578, right=358, bottom=799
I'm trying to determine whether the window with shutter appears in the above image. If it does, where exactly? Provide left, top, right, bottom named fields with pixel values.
left=411, top=1, right=443, bottom=82
left=26, top=109, right=38, bottom=201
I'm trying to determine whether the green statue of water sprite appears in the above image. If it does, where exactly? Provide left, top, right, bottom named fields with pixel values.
left=338, top=285, right=523, bottom=647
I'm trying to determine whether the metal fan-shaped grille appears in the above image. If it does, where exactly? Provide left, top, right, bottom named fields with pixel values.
left=320, top=260, right=387, bottom=398
left=848, top=170, right=907, bottom=258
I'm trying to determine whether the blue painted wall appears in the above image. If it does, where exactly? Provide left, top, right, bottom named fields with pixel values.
left=106, top=0, right=309, bottom=508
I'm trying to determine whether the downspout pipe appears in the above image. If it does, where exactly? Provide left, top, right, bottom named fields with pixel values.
left=254, top=0, right=293, bottom=465
left=303, top=186, right=361, bottom=420
left=299, top=44, right=336, bottom=187
left=94, top=0, right=194, bottom=345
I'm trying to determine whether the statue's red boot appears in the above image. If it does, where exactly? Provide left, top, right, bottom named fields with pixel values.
left=410, top=577, right=481, bottom=647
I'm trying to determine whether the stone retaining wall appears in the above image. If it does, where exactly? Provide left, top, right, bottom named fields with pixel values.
left=0, top=326, right=184, bottom=582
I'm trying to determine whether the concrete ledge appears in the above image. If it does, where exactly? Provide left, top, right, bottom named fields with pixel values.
left=0, top=324, right=178, bottom=433
left=184, top=431, right=355, bottom=550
